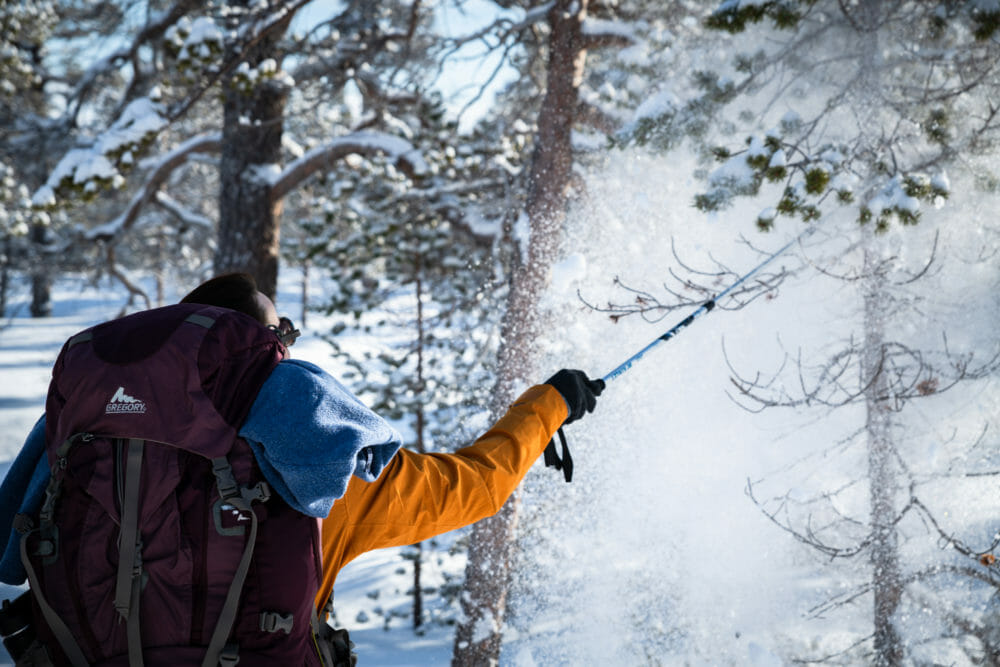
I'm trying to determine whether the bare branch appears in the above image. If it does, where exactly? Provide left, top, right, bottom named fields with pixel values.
left=790, top=632, right=874, bottom=664
left=723, top=327, right=1000, bottom=413
left=891, top=230, right=938, bottom=286
left=580, top=235, right=803, bottom=327
left=579, top=31, right=634, bottom=51
left=105, top=245, right=151, bottom=315
left=451, top=38, right=520, bottom=124
left=908, top=493, right=1000, bottom=563
left=746, top=477, right=872, bottom=559
left=439, top=2, right=553, bottom=51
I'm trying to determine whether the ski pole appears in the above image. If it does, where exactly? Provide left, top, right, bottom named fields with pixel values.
left=602, top=228, right=816, bottom=383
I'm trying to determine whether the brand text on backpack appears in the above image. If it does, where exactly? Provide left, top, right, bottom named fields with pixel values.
left=105, top=387, right=147, bottom=414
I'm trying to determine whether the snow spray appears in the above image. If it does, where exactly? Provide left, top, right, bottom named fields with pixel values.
left=602, top=226, right=817, bottom=383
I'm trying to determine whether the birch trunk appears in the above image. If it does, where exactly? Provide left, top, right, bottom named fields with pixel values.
left=862, top=244, right=903, bottom=666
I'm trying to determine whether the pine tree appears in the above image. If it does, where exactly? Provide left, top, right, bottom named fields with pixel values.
left=453, top=2, right=596, bottom=661
left=0, top=0, right=61, bottom=316
left=15, top=1, right=432, bottom=307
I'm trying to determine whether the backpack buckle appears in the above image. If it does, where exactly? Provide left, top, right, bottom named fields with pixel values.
left=219, top=642, right=240, bottom=667
left=12, top=514, right=34, bottom=536
left=211, top=458, right=240, bottom=501
left=34, top=526, right=59, bottom=566
left=259, top=611, right=294, bottom=635
left=241, top=481, right=270, bottom=505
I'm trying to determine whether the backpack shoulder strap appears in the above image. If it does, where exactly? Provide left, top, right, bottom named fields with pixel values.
left=19, top=434, right=91, bottom=667
left=20, top=534, right=88, bottom=667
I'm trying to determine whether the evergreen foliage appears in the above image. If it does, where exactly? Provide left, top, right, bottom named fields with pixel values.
left=615, top=1, right=1000, bottom=236
left=314, top=94, right=524, bottom=443
left=690, top=1, right=1000, bottom=234
left=305, top=91, right=531, bottom=629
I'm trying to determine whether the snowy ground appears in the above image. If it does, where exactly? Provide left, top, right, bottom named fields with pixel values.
left=0, top=151, right=996, bottom=666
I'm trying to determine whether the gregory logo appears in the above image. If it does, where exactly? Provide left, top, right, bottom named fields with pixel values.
left=105, top=387, right=147, bottom=414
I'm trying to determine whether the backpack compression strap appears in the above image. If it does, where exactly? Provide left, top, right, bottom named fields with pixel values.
left=20, top=535, right=89, bottom=666
left=201, top=457, right=270, bottom=667
left=114, top=439, right=146, bottom=666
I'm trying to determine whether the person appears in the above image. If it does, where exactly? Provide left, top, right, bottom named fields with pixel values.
left=0, top=272, right=604, bottom=663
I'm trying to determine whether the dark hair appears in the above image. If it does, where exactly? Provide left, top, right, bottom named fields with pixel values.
left=180, top=273, right=268, bottom=323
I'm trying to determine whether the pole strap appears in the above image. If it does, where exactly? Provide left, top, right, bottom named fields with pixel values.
left=543, top=427, right=573, bottom=483
left=310, top=604, right=336, bottom=666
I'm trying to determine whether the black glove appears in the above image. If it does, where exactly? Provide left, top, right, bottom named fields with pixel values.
left=545, top=369, right=605, bottom=425
left=542, top=369, right=604, bottom=483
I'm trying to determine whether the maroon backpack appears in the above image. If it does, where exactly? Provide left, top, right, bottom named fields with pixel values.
left=18, top=303, right=326, bottom=666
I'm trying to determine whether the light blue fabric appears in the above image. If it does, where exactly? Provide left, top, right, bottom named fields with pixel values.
left=0, top=359, right=402, bottom=585
left=240, top=359, right=402, bottom=517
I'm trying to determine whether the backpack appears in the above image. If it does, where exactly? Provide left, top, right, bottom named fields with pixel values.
left=10, top=303, right=331, bottom=666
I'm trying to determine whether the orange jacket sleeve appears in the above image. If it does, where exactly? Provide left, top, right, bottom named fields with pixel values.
left=316, top=383, right=568, bottom=610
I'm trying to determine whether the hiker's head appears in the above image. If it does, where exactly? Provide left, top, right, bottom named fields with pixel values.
left=181, top=273, right=300, bottom=347
left=181, top=273, right=279, bottom=327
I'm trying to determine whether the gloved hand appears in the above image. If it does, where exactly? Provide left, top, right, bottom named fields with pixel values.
left=545, top=369, right=605, bottom=425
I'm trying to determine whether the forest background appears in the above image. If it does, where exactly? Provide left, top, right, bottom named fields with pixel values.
left=1, top=1, right=999, bottom=665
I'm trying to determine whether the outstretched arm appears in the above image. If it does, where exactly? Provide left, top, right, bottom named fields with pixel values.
left=317, top=383, right=567, bottom=610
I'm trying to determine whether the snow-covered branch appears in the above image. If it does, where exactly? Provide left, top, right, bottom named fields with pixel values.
left=575, top=99, right=623, bottom=135
left=104, top=245, right=152, bottom=314
left=66, top=0, right=202, bottom=123
left=153, top=192, right=214, bottom=230
left=85, top=133, right=222, bottom=242
left=270, top=131, right=427, bottom=202
left=165, top=0, right=310, bottom=123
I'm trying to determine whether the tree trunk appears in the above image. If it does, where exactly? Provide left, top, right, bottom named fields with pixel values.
left=300, top=254, right=309, bottom=328
left=0, top=235, right=10, bottom=318
left=413, top=266, right=426, bottom=631
left=215, top=22, right=289, bottom=300
left=452, top=2, right=588, bottom=664
left=852, top=3, right=902, bottom=661
left=862, top=245, right=903, bottom=666
left=29, top=223, right=51, bottom=318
